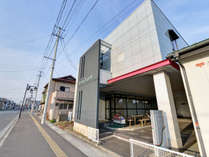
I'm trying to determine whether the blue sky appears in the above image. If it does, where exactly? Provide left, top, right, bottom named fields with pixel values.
left=0, top=0, right=209, bottom=102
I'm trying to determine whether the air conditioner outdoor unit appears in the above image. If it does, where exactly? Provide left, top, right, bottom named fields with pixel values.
left=150, top=110, right=170, bottom=148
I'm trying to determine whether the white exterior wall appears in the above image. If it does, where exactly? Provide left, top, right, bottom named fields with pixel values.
left=182, top=53, right=209, bottom=156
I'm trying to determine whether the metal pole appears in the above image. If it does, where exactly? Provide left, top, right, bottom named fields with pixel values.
left=19, top=84, right=29, bottom=119
left=130, top=140, right=134, bottom=157
left=30, top=89, right=34, bottom=111
left=41, top=28, right=62, bottom=124
left=31, top=71, right=42, bottom=113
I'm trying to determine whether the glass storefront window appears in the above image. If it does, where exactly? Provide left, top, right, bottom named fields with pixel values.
left=105, top=95, right=157, bottom=121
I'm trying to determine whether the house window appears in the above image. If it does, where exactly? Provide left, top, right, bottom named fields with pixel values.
left=64, top=104, right=68, bottom=109
left=80, top=56, right=85, bottom=78
left=68, top=104, right=73, bottom=110
left=59, top=104, right=64, bottom=109
left=60, top=86, right=65, bottom=92
left=59, top=104, right=68, bottom=110
left=65, top=87, right=70, bottom=92
left=77, top=90, right=83, bottom=120
left=100, top=50, right=110, bottom=71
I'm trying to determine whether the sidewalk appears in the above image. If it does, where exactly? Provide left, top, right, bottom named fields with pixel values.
left=0, top=112, right=86, bottom=157
left=39, top=115, right=119, bottom=157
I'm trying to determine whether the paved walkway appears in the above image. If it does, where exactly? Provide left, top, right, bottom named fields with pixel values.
left=0, top=112, right=86, bottom=157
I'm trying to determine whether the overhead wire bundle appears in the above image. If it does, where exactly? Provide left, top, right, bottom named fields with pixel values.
left=37, top=0, right=101, bottom=84
left=36, top=0, right=142, bottom=84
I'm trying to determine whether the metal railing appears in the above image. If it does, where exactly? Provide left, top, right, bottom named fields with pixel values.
left=54, top=91, right=74, bottom=100
left=130, top=139, right=194, bottom=157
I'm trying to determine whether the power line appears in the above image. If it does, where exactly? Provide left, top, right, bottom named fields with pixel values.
left=55, top=0, right=68, bottom=26
left=53, top=0, right=99, bottom=74
left=63, top=0, right=139, bottom=56
left=62, top=0, right=77, bottom=31
left=38, top=0, right=68, bottom=74
left=60, top=39, right=77, bottom=71
left=41, top=27, right=64, bottom=124
left=62, top=0, right=86, bottom=39
left=64, top=0, right=100, bottom=48
left=0, top=69, right=38, bottom=73
left=92, top=0, right=139, bottom=37
left=31, top=71, right=42, bottom=113
left=36, top=0, right=100, bottom=84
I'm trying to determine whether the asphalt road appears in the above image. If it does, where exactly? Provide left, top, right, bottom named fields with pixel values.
left=0, top=112, right=87, bottom=157
left=0, top=111, right=18, bottom=132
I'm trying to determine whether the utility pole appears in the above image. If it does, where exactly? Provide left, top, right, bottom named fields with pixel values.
left=31, top=71, right=42, bottom=113
left=41, top=27, right=63, bottom=124
left=29, top=87, right=34, bottom=111
left=19, top=84, right=29, bottom=119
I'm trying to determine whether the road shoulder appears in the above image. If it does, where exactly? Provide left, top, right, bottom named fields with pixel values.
left=0, top=113, right=18, bottom=147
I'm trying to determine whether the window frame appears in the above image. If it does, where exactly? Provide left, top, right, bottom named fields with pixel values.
left=60, top=86, right=65, bottom=92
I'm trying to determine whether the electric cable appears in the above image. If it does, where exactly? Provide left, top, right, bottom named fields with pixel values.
left=64, top=0, right=100, bottom=49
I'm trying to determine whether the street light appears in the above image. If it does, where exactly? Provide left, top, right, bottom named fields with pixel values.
left=18, top=84, right=37, bottom=119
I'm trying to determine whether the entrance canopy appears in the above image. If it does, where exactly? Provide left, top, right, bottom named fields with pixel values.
left=101, top=59, right=184, bottom=97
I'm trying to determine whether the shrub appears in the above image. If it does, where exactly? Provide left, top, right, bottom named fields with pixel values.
left=49, top=119, right=56, bottom=123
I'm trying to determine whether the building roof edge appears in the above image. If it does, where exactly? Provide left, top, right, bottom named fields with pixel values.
left=167, top=38, right=209, bottom=60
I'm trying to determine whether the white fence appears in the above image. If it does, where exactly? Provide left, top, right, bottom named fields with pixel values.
left=130, top=139, right=194, bottom=157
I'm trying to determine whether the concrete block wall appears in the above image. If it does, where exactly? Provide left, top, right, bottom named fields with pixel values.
left=73, top=122, right=99, bottom=142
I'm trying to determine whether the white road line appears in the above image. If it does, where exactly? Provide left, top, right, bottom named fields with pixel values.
left=0, top=114, right=18, bottom=147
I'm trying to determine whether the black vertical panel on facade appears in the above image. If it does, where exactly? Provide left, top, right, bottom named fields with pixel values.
left=74, top=40, right=100, bottom=129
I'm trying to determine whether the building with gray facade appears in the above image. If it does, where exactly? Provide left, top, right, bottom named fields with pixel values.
left=73, top=0, right=200, bottom=154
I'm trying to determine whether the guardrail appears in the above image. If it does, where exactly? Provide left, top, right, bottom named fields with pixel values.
left=129, top=139, right=194, bottom=157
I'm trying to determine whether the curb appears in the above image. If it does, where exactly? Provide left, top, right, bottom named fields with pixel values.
left=0, top=114, right=19, bottom=147
left=35, top=114, right=121, bottom=157
left=46, top=122, right=121, bottom=157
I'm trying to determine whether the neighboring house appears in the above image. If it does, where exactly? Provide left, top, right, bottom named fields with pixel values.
left=168, top=38, right=209, bottom=156
left=25, top=98, right=40, bottom=110
left=41, top=75, right=76, bottom=121
left=0, top=98, right=6, bottom=110
left=0, top=98, right=16, bottom=110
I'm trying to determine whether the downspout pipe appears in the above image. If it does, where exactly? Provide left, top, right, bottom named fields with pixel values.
left=178, top=62, right=207, bottom=157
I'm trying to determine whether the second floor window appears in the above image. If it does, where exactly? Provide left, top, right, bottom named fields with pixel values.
left=65, top=87, right=70, bottom=92
left=59, top=86, right=70, bottom=92
left=60, top=86, right=65, bottom=92
left=77, top=90, right=83, bottom=120
left=80, top=56, right=85, bottom=78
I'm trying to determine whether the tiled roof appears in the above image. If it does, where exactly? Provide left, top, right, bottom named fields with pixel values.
left=44, top=75, right=76, bottom=88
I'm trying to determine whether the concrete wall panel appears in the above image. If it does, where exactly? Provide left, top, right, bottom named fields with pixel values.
left=74, top=40, right=100, bottom=129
